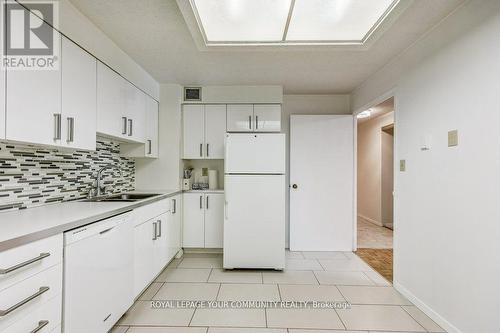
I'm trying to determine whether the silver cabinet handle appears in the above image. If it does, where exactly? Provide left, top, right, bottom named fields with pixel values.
left=30, top=320, right=49, bottom=333
left=147, top=140, right=152, bottom=155
left=199, top=143, right=203, bottom=157
left=255, top=115, right=259, bottom=130
left=224, top=201, right=228, bottom=220
left=172, top=199, right=176, bottom=214
left=0, top=287, right=50, bottom=317
left=67, top=117, right=74, bottom=143
left=122, top=117, right=128, bottom=134
left=0, top=253, right=50, bottom=275
left=206, top=143, right=209, bottom=157
left=53, top=114, right=61, bottom=140
left=128, top=119, right=133, bottom=136
left=157, top=220, right=162, bottom=237
left=199, top=195, right=203, bottom=209
left=152, top=222, right=157, bottom=240
left=206, top=195, right=209, bottom=209
left=248, top=115, right=252, bottom=129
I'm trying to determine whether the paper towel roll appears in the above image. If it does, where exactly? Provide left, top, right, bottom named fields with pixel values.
left=208, top=170, right=218, bottom=190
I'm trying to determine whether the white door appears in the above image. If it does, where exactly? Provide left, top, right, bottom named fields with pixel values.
left=224, top=175, right=285, bottom=269
left=145, top=97, right=159, bottom=157
left=183, top=105, right=205, bottom=159
left=133, top=220, right=155, bottom=297
left=254, top=104, right=281, bottom=132
left=6, top=11, right=61, bottom=146
left=225, top=133, right=286, bottom=174
left=97, top=62, right=124, bottom=138
left=204, top=193, right=224, bottom=248
left=154, top=213, right=169, bottom=273
left=290, top=115, right=354, bottom=251
left=61, top=37, right=96, bottom=150
left=227, top=104, right=253, bottom=132
left=125, top=82, right=146, bottom=143
left=0, top=53, right=5, bottom=139
left=182, top=193, right=205, bottom=247
left=168, top=195, right=182, bottom=259
left=205, top=104, right=226, bottom=159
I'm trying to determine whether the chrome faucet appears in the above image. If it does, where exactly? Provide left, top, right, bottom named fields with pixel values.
left=94, top=165, right=123, bottom=197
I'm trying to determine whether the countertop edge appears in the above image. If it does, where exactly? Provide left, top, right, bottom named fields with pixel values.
left=0, top=190, right=182, bottom=252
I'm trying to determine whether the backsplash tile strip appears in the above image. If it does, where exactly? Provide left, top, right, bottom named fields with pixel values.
left=0, top=139, right=135, bottom=212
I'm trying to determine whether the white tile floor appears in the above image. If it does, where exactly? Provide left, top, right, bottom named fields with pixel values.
left=112, top=251, right=445, bottom=333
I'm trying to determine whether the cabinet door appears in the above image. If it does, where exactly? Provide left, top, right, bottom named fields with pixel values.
left=167, top=195, right=182, bottom=259
left=97, top=62, right=125, bottom=138
left=227, top=104, right=254, bottom=132
left=133, top=220, right=156, bottom=298
left=254, top=104, right=281, bottom=132
left=205, top=105, right=226, bottom=159
left=182, top=193, right=205, bottom=247
left=204, top=193, right=224, bottom=248
left=0, top=55, right=4, bottom=140
left=61, top=37, right=97, bottom=150
left=5, top=11, right=61, bottom=146
left=153, top=213, right=170, bottom=274
left=183, top=105, right=205, bottom=159
left=145, top=96, right=159, bottom=157
left=125, top=82, right=146, bottom=143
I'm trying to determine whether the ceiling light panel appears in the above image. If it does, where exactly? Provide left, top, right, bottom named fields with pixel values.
left=286, top=0, right=396, bottom=42
left=193, top=0, right=292, bottom=42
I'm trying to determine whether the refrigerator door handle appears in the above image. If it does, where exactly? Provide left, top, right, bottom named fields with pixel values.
left=224, top=201, right=228, bottom=220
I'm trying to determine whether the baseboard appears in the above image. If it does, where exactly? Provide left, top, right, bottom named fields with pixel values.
left=393, top=280, right=462, bottom=333
left=183, top=248, right=223, bottom=254
left=358, top=214, right=383, bottom=227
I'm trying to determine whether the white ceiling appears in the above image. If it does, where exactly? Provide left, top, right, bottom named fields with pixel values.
left=68, top=0, right=463, bottom=94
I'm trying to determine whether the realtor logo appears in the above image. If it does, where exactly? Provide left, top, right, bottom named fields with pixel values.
left=1, top=0, right=59, bottom=70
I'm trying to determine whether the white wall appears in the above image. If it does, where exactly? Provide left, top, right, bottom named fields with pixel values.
left=357, top=112, right=394, bottom=226
left=135, top=84, right=183, bottom=190
left=58, top=0, right=159, bottom=99
left=352, top=1, right=500, bottom=332
left=283, top=95, right=351, bottom=247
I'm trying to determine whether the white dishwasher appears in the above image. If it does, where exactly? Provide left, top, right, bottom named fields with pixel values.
left=63, top=212, right=134, bottom=333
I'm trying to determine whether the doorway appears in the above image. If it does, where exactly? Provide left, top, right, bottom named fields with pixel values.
left=355, top=97, right=394, bottom=281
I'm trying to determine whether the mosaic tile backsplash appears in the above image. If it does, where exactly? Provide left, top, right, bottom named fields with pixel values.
left=0, top=139, right=135, bottom=212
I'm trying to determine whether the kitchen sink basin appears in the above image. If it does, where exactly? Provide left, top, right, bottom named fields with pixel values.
left=84, top=193, right=161, bottom=202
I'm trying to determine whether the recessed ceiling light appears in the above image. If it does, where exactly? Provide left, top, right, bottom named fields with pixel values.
left=357, top=110, right=372, bottom=119
left=188, top=0, right=401, bottom=46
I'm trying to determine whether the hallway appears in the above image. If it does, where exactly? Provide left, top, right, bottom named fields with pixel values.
left=357, top=218, right=393, bottom=249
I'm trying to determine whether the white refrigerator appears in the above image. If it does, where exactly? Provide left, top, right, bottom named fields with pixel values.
left=224, top=133, right=286, bottom=270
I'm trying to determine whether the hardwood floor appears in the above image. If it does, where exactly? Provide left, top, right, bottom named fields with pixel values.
left=355, top=248, right=393, bottom=282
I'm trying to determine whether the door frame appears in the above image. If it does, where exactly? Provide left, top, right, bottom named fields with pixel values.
left=352, top=89, right=396, bottom=251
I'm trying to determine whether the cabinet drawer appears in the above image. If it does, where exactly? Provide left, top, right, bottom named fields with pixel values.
left=132, top=199, right=170, bottom=226
left=0, top=234, right=63, bottom=292
left=3, top=294, right=61, bottom=333
left=0, top=263, right=62, bottom=331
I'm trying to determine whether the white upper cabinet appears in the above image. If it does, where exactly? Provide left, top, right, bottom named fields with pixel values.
left=5, top=11, right=62, bottom=146
left=145, top=96, right=159, bottom=158
left=227, top=104, right=254, bottom=132
left=61, top=37, right=97, bottom=150
left=97, top=62, right=125, bottom=138
left=0, top=55, right=4, bottom=140
left=227, top=104, right=281, bottom=133
left=183, top=104, right=226, bottom=159
left=97, top=62, right=146, bottom=143
left=204, top=105, right=226, bottom=159
left=254, top=104, right=281, bottom=132
left=183, top=105, right=205, bottom=159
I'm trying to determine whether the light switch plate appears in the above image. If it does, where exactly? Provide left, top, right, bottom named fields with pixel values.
left=448, top=130, right=459, bottom=147
left=400, top=160, right=406, bottom=172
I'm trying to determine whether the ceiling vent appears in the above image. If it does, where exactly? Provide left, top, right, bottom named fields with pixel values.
left=184, top=87, right=202, bottom=101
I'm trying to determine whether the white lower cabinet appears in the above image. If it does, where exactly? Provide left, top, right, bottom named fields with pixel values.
left=133, top=198, right=180, bottom=299
left=183, top=192, right=224, bottom=248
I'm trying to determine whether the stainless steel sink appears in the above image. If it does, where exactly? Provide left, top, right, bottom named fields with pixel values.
left=84, top=193, right=161, bottom=202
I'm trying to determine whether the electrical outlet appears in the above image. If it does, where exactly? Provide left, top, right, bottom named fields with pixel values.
left=448, top=130, right=458, bottom=147
left=400, top=160, right=406, bottom=172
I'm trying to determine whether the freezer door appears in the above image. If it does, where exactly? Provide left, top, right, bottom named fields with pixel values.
left=224, top=175, right=285, bottom=269
left=225, top=133, right=285, bottom=174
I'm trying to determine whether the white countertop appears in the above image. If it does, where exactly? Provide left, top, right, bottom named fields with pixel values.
left=0, top=189, right=181, bottom=252
left=183, top=189, right=225, bottom=193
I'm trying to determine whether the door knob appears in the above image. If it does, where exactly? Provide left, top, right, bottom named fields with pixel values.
left=292, top=184, right=298, bottom=189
